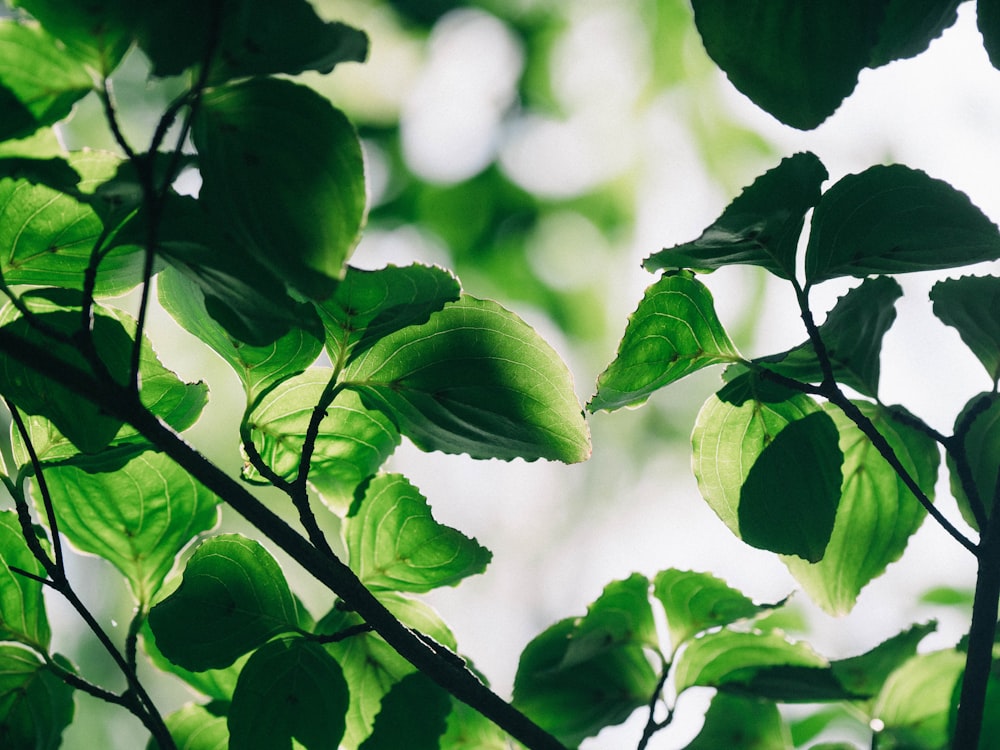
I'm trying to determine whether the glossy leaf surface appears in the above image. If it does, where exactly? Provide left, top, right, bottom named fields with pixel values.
left=589, top=272, right=740, bottom=411
left=0, top=645, right=74, bottom=750
left=931, top=275, right=1000, bottom=385
left=148, top=535, right=298, bottom=671
left=0, top=511, right=50, bottom=649
left=643, top=153, right=827, bottom=278
left=345, top=295, right=590, bottom=462
left=682, top=693, right=791, bottom=750
left=358, top=672, right=451, bottom=750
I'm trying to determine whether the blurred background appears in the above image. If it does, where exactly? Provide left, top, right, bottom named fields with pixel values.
left=40, top=0, right=1000, bottom=747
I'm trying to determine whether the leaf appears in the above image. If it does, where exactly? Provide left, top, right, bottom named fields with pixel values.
left=949, top=392, right=1000, bottom=527
left=0, top=511, right=50, bottom=649
left=440, top=700, right=509, bottom=750
left=148, top=535, right=298, bottom=671
left=588, top=272, right=740, bottom=412
left=0, top=20, right=92, bottom=139
left=783, top=404, right=937, bottom=615
left=358, top=672, right=450, bottom=750
left=692, top=373, right=842, bottom=561
left=156, top=703, right=228, bottom=750
left=869, top=0, right=961, bottom=67
left=141, top=620, right=247, bottom=702
left=652, top=569, right=783, bottom=653
left=344, top=295, right=591, bottom=463
left=317, top=264, right=462, bottom=366
left=643, top=153, right=828, bottom=278
left=38, top=449, right=220, bottom=605
left=242, top=372, right=400, bottom=515
left=931, top=275, right=1000, bottom=385
left=759, top=276, right=903, bottom=398
left=981, top=0, right=1000, bottom=70
left=345, top=474, right=491, bottom=592
left=229, top=638, right=349, bottom=750
left=194, top=77, right=366, bottom=299
left=873, top=650, right=964, bottom=749
left=0, top=645, right=74, bottom=750
left=10, top=0, right=133, bottom=72
left=831, top=622, right=937, bottom=699
left=682, top=694, right=792, bottom=750
left=805, top=165, right=1000, bottom=284
left=689, top=2, right=886, bottom=129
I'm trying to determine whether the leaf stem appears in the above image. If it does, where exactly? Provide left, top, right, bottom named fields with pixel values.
left=636, top=660, right=672, bottom=750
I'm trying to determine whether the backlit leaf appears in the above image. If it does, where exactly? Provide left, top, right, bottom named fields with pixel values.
left=344, top=295, right=591, bottom=463
left=949, top=392, right=1000, bottom=527
left=345, top=473, right=491, bottom=592
left=805, top=165, right=1000, bottom=284
left=141, top=620, right=246, bottom=703
left=644, top=153, right=826, bottom=279
left=148, top=535, right=298, bottom=671
left=784, top=404, right=936, bottom=615
left=10, top=0, right=132, bottom=72
left=0, top=645, right=74, bottom=750
left=873, top=650, right=964, bottom=749
left=869, top=0, right=961, bottom=67
left=589, top=272, right=740, bottom=412
left=831, top=621, right=937, bottom=698
left=359, top=672, right=450, bottom=750
left=156, top=703, right=228, bottom=750
left=440, top=700, right=509, bottom=750
left=229, top=638, right=349, bottom=750
left=931, top=275, right=1000, bottom=385
left=0, top=510, right=50, bottom=649
left=682, top=694, right=792, bottom=750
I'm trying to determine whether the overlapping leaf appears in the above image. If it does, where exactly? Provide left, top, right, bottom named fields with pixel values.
left=784, top=404, right=936, bottom=615
left=830, top=621, right=937, bottom=698
left=589, top=272, right=740, bottom=411
left=148, top=535, right=298, bottom=671
left=643, top=153, right=827, bottom=279
left=10, top=0, right=133, bottom=72
left=931, top=275, right=1000, bottom=385
left=981, top=0, right=1000, bottom=70
left=0, top=645, right=74, bottom=750
left=141, top=620, right=246, bottom=702
left=344, top=295, right=591, bottom=463
left=872, top=650, right=965, bottom=748
left=155, top=704, right=228, bottom=750
left=805, top=164, right=1000, bottom=284
left=682, top=694, right=792, bottom=750
left=949, top=392, right=1000, bottom=527
left=345, top=474, right=491, bottom=592
left=869, top=0, right=962, bottom=67
left=359, top=672, right=451, bottom=750
left=0, top=510, right=50, bottom=649
left=440, top=700, right=509, bottom=750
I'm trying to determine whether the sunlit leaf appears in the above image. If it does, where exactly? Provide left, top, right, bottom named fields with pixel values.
left=0, top=511, right=50, bottom=649
left=760, top=276, right=902, bottom=398
left=783, top=404, right=937, bottom=614
left=644, top=153, right=827, bottom=278
left=229, top=638, right=349, bottom=750
left=873, top=650, right=964, bottom=749
left=344, top=295, right=591, bottom=463
left=358, top=672, right=450, bottom=750
left=242, top=372, right=400, bottom=515
left=345, top=473, right=491, bottom=592
left=148, top=535, right=298, bottom=671
left=682, top=693, right=792, bottom=750
left=155, top=703, right=228, bottom=750
left=0, top=645, right=74, bottom=750
left=141, top=620, right=246, bottom=703
left=831, top=621, right=937, bottom=698
left=38, top=449, right=220, bottom=605
left=869, top=0, right=961, bottom=67
left=194, top=78, right=366, bottom=299
left=589, top=272, right=740, bottom=411
left=440, top=700, right=509, bottom=750
left=652, top=568, right=783, bottom=653
left=949, top=392, right=1000, bottom=527
left=931, top=275, right=1000, bottom=386
left=10, top=0, right=132, bottom=72
left=805, top=164, right=1000, bottom=284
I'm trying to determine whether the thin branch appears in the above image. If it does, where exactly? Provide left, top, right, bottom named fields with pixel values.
left=310, top=622, right=375, bottom=644
left=637, top=660, right=672, bottom=750
left=99, top=78, right=137, bottom=162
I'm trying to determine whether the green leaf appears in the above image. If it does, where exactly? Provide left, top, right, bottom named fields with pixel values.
left=682, top=694, right=792, bottom=750
left=831, top=622, right=937, bottom=699
left=643, top=153, right=827, bottom=278
left=873, top=650, right=964, bottom=749
left=652, top=569, right=783, bottom=653
left=141, top=620, right=246, bottom=702
left=949, top=392, right=1000, bottom=527
left=440, top=700, right=510, bottom=750
left=148, top=535, right=298, bottom=671
left=156, top=703, right=228, bottom=750
left=689, top=2, right=886, bottom=129
left=229, top=638, right=349, bottom=750
left=980, top=0, right=1000, bottom=70
left=805, top=165, right=1000, bottom=284
left=512, top=576, right=659, bottom=747
left=759, top=276, right=902, bottom=398
left=345, top=474, right=491, bottom=592
left=317, top=264, right=462, bottom=366
left=38, top=449, right=220, bottom=605
left=344, top=295, right=591, bottom=463
left=10, top=0, right=132, bottom=72
left=931, top=275, right=1000, bottom=385
left=783, top=404, right=937, bottom=615
left=242, top=372, right=400, bottom=514
left=869, top=0, right=961, bottom=67
left=589, top=272, right=740, bottom=412
left=194, top=78, right=366, bottom=299
left=359, top=673, right=450, bottom=750
left=0, top=20, right=92, bottom=139
left=0, top=511, right=50, bottom=649
left=0, top=645, right=74, bottom=750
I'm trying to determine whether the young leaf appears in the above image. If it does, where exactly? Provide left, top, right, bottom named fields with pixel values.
left=689, top=2, right=884, bottom=129
left=37, top=449, right=220, bottom=605
left=0, top=645, right=74, bottom=750
left=643, top=153, right=827, bottom=279
left=589, top=272, right=740, bottom=412
left=805, top=165, right=1000, bottom=284
left=0, top=510, right=50, bottom=649
left=358, top=672, right=451, bottom=750
left=148, top=535, right=298, bottom=671
left=345, top=473, right=491, bottom=592
left=194, top=78, right=366, bottom=299
left=830, top=621, right=937, bottom=698
left=343, top=295, right=591, bottom=463
left=930, top=275, right=1000, bottom=385
left=783, top=404, right=937, bottom=615
left=242, top=373, right=400, bottom=514
left=156, top=703, right=228, bottom=750
left=692, top=373, right=842, bottom=562
left=682, top=693, right=792, bottom=750
left=759, top=276, right=902, bottom=398
left=949, top=392, right=1000, bottom=527
left=652, top=569, right=784, bottom=653
left=10, top=0, right=133, bottom=73
left=872, top=650, right=964, bottom=749
left=229, top=638, right=349, bottom=750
